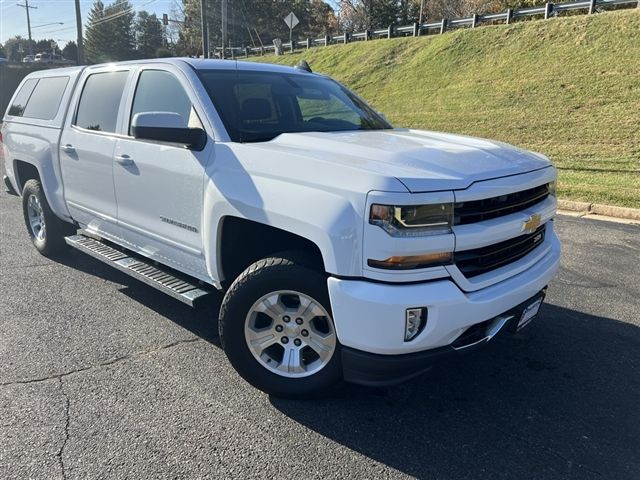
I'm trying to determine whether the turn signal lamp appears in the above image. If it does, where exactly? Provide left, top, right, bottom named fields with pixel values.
left=368, top=252, right=452, bottom=270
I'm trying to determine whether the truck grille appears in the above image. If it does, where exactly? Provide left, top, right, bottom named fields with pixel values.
left=454, top=225, right=546, bottom=278
left=454, top=183, right=551, bottom=225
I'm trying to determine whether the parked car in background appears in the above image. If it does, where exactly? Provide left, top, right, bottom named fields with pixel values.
left=33, top=53, right=73, bottom=65
left=1, top=59, right=560, bottom=397
left=22, top=55, right=35, bottom=63
left=0, top=57, right=8, bottom=67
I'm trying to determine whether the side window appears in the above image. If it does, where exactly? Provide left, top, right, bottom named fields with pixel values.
left=8, top=78, right=38, bottom=116
left=130, top=70, right=202, bottom=134
left=74, top=71, right=128, bottom=133
left=23, top=76, right=70, bottom=120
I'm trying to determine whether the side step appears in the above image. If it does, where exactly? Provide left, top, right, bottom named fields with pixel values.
left=65, top=234, right=214, bottom=307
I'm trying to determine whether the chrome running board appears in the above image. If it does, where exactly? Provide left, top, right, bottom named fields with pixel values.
left=65, top=234, right=213, bottom=307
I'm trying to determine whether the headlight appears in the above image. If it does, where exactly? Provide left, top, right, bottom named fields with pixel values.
left=369, top=203, right=453, bottom=237
left=547, top=180, right=557, bottom=197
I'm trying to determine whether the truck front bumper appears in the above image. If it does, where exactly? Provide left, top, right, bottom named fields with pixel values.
left=328, top=230, right=561, bottom=386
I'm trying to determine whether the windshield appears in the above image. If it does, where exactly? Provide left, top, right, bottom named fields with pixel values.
left=198, top=69, right=392, bottom=142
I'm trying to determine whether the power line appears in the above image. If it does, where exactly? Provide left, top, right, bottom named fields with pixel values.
left=89, top=0, right=156, bottom=28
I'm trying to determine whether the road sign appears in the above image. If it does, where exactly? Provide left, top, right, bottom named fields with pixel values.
left=283, top=12, right=299, bottom=30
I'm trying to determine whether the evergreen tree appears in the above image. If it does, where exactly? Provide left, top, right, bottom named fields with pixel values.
left=62, top=41, right=78, bottom=62
left=106, top=0, right=136, bottom=60
left=135, top=11, right=165, bottom=58
left=85, top=0, right=136, bottom=63
left=85, top=1, right=109, bottom=62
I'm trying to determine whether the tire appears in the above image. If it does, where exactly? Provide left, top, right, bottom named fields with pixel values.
left=219, top=253, right=342, bottom=398
left=22, top=179, right=74, bottom=256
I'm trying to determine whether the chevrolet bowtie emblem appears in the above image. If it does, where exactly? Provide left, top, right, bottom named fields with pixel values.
left=522, top=214, right=542, bottom=233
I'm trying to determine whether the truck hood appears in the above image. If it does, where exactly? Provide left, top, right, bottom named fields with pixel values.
left=267, top=129, right=552, bottom=192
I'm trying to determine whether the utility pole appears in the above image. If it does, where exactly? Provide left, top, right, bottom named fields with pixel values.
left=200, top=0, right=209, bottom=58
left=16, top=0, right=37, bottom=55
left=74, top=0, right=84, bottom=64
left=221, top=0, right=228, bottom=59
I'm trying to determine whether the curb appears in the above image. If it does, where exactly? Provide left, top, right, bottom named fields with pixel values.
left=558, top=199, right=640, bottom=221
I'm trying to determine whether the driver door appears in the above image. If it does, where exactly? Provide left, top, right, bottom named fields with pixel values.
left=113, top=66, right=213, bottom=280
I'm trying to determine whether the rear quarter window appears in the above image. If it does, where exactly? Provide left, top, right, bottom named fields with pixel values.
left=22, top=76, right=70, bottom=120
left=8, top=78, right=38, bottom=117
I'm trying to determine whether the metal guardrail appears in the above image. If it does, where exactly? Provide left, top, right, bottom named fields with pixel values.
left=218, top=0, right=638, bottom=59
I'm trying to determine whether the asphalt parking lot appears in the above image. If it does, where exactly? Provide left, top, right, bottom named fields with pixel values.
left=1, top=187, right=639, bottom=480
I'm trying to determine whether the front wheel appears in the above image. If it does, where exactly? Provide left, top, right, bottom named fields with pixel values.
left=219, top=254, right=342, bottom=398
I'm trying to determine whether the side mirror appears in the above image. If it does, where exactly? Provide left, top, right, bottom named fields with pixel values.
left=131, top=112, right=206, bottom=150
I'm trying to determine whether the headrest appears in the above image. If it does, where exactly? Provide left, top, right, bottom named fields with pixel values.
left=240, top=98, right=272, bottom=121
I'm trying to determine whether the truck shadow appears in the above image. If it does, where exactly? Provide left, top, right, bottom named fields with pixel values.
left=54, top=250, right=223, bottom=345
left=269, top=304, right=639, bottom=479
left=54, top=250, right=639, bottom=478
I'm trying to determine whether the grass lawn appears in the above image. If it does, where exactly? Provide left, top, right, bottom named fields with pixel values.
left=252, top=10, right=640, bottom=208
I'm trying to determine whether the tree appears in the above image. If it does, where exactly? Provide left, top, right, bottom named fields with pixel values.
left=62, top=41, right=79, bottom=62
left=175, top=0, right=202, bottom=56
left=174, top=0, right=338, bottom=55
left=339, top=0, right=402, bottom=31
left=106, top=0, right=136, bottom=60
left=85, top=1, right=109, bottom=62
left=84, top=0, right=136, bottom=63
left=292, top=0, right=338, bottom=38
left=135, top=11, right=165, bottom=58
left=0, top=43, right=5, bottom=58
left=3, top=36, right=36, bottom=62
left=419, top=0, right=540, bottom=22
left=34, top=39, right=58, bottom=55
left=156, top=47, right=173, bottom=58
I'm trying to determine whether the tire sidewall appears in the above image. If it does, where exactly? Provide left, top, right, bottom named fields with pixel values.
left=220, top=259, right=342, bottom=398
left=22, top=180, right=48, bottom=252
left=21, top=179, right=71, bottom=256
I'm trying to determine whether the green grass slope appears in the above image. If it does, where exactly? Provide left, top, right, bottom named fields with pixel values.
left=254, top=10, right=640, bottom=208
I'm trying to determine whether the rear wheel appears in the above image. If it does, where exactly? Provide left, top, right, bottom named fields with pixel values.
left=22, top=179, right=74, bottom=256
left=219, top=254, right=342, bottom=398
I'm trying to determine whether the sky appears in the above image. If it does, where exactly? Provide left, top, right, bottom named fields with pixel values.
left=0, top=0, right=175, bottom=46
left=0, top=0, right=340, bottom=47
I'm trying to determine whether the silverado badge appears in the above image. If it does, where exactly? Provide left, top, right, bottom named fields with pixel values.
left=522, top=213, right=542, bottom=233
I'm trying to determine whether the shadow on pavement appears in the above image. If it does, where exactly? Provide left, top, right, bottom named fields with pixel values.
left=54, top=249, right=223, bottom=345
left=270, top=304, right=640, bottom=479
left=53, top=249, right=640, bottom=479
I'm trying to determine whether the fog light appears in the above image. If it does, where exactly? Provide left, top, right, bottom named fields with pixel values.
left=405, top=308, right=427, bottom=341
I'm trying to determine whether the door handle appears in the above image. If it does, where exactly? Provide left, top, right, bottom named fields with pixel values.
left=115, top=154, right=134, bottom=166
left=61, top=144, right=75, bottom=153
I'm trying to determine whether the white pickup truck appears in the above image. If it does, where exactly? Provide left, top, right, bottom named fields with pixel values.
left=2, top=59, right=560, bottom=397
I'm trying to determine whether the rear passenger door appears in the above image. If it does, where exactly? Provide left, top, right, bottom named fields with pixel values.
left=60, top=67, right=131, bottom=239
left=113, top=66, right=213, bottom=279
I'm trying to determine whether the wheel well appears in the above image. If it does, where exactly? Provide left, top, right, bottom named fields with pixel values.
left=219, top=216, right=325, bottom=285
left=14, top=161, right=40, bottom=193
